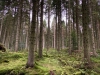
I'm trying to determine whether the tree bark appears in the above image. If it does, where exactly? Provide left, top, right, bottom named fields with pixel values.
left=26, top=0, right=37, bottom=68
left=68, top=0, right=72, bottom=54
left=39, top=0, right=44, bottom=58
left=76, top=0, right=80, bottom=50
left=47, top=3, right=50, bottom=51
left=57, top=0, right=61, bottom=51
left=15, top=0, right=23, bottom=51
left=35, top=0, right=39, bottom=52
left=88, top=0, right=98, bottom=56
left=82, top=0, right=90, bottom=64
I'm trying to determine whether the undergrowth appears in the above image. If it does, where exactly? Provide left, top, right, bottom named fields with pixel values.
left=0, top=49, right=100, bottom=75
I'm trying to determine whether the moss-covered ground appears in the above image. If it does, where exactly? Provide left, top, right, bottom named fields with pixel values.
left=0, top=49, right=100, bottom=75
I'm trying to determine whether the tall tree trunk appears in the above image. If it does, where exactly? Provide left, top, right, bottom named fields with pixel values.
left=55, top=10, right=58, bottom=50
left=97, top=20, right=100, bottom=49
left=15, top=0, right=23, bottom=51
left=96, top=20, right=100, bottom=50
left=68, top=0, right=72, bottom=54
left=82, top=0, right=90, bottom=64
left=76, top=0, right=80, bottom=50
left=11, top=7, right=17, bottom=50
left=47, top=4, right=50, bottom=51
left=62, top=27, right=64, bottom=49
left=57, top=0, right=61, bottom=51
left=88, top=0, right=98, bottom=56
left=19, top=0, right=23, bottom=50
left=39, top=0, right=44, bottom=58
left=72, top=1, right=76, bottom=31
left=26, top=0, right=37, bottom=68
left=36, top=0, right=39, bottom=52
left=53, top=19, right=56, bottom=49
left=66, top=8, right=68, bottom=48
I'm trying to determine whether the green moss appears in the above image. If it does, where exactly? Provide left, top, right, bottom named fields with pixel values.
left=0, top=49, right=100, bottom=75
left=73, top=71, right=82, bottom=75
left=91, top=56, right=100, bottom=63
left=0, top=69, right=13, bottom=75
left=0, top=52, right=27, bottom=74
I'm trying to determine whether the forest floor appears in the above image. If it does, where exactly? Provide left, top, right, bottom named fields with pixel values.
left=0, top=49, right=100, bottom=75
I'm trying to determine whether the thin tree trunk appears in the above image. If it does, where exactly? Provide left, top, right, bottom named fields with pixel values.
left=76, top=0, right=80, bottom=50
left=62, top=27, right=64, bottom=49
left=15, top=0, right=22, bottom=51
left=0, top=21, right=3, bottom=38
left=96, top=20, right=100, bottom=49
left=47, top=5, right=50, bottom=51
left=55, top=11, right=58, bottom=50
left=57, top=0, right=61, bottom=51
left=68, top=0, right=72, bottom=54
left=25, top=25, right=29, bottom=50
left=53, top=19, right=56, bottom=49
left=72, top=1, right=75, bottom=31
left=39, top=0, right=44, bottom=58
left=66, top=8, right=68, bottom=48
left=97, top=20, right=100, bottom=49
left=88, top=0, right=98, bottom=56
left=35, top=0, right=39, bottom=52
left=43, top=31, right=45, bottom=49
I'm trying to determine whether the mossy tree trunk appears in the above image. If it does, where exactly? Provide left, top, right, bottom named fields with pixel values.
left=82, top=0, right=90, bottom=64
left=26, top=0, right=37, bottom=68
left=39, top=0, right=44, bottom=58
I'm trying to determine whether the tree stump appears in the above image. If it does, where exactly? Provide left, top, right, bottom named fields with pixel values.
left=0, top=44, right=6, bottom=52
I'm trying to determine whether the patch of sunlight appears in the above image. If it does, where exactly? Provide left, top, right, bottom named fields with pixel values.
left=0, top=59, right=26, bottom=70
left=38, top=58, right=62, bottom=71
left=61, top=66, right=76, bottom=75
left=0, top=52, right=27, bottom=72
left=91, top=56, right=100, bottom=63
left=26, top=68, right=43, bottom=75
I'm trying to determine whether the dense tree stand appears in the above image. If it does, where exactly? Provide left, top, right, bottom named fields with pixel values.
left=0, top=0, right=100, bottom=74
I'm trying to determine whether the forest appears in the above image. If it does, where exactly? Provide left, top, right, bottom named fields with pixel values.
left=0, top=0, right=100, bottom=75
